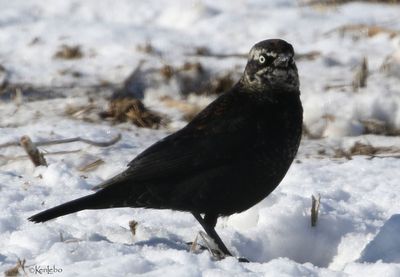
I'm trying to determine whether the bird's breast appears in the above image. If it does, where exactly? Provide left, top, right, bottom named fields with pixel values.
left=251, top=99, right=302, bottom=173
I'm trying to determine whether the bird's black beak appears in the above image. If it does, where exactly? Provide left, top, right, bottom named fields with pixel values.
left=273, top=55, right=292, bottom=68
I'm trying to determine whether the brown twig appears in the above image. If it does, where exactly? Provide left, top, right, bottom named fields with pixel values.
left=352, top=57, right=368, bottom=92
left=37, top=133, right=122, bottom=147
left=0, top=150, right=82, bottom=163
left=20, top=136, right=47, bottom=167
left=0, top=133, right=121, bottom=148
left=78, top=159, right=105, bottom=172
left=311, top=194, right=321, bottom=227
left=324, top=83, right=353, bottom=91
left=129, top=220, right=138, bottom=238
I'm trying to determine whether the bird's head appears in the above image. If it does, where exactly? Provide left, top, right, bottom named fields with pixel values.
left=242, top=39, right=299, bottom=92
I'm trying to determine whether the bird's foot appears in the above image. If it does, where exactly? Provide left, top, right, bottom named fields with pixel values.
left=188, top=231, right=250, bottom=263
left=189, top=231, right=225, bottom=260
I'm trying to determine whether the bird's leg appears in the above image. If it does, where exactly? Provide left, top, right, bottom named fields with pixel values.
left=192, top=212, right=233, bottom=258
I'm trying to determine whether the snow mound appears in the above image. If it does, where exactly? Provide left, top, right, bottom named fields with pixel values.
left=359, top=214, right=400, bottom=263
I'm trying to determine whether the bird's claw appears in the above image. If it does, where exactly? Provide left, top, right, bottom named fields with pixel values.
left=189, top=231, right=250, bottom=263
left=188, top=231, right=250, bottom=263
left=189, top=231, right=225, bottom=260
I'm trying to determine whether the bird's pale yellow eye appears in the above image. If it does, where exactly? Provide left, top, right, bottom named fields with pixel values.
left=259, top=55, right=266, bottom=64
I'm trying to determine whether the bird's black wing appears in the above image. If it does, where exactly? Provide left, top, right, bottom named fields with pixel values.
left=96, top=91, right=262, bottom=189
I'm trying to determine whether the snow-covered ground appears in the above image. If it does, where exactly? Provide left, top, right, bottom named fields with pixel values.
left=1, top=0, right=400, bottom=276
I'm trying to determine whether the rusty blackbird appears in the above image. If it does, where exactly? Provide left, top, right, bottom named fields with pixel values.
left=29, top=39, right=303, bottom=261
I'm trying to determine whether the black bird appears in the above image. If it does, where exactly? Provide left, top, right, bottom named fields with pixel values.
left=29, top=39, right=303, bottom=260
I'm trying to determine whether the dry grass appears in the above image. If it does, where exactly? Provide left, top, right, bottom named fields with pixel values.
left=136, top=41, right=155, bottom=54
left=303, top=114, right=400, bottom=140
left=4, top=259, right=26, bottom=276
left=100, top=98, right=163, bottom=128
left=360, top=118, right=388, bottom=135
left=159, top=95, right=204, bottom=121
left=54, top=44, right=83, bottom=59
left=302, top=0, right=400, bottom=6
left=64, top=101, right=98, bottom=122
left=325, top=24, right=399, bottom=38
left=360, top=119, right=400, bottom=136
left=159, top=64, right=174, bottom=80
left=129, top=220, right=138, bottom=237
left=334, top=141, right=400, bottom=159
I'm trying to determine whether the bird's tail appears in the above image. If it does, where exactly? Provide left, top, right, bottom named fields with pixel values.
left=28, top=193, right=102, bottom=223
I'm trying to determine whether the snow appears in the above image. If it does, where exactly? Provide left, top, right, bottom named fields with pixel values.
left=359, top=214, right=400, bottom=263
left=1, top=0, right=400, bottom=276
